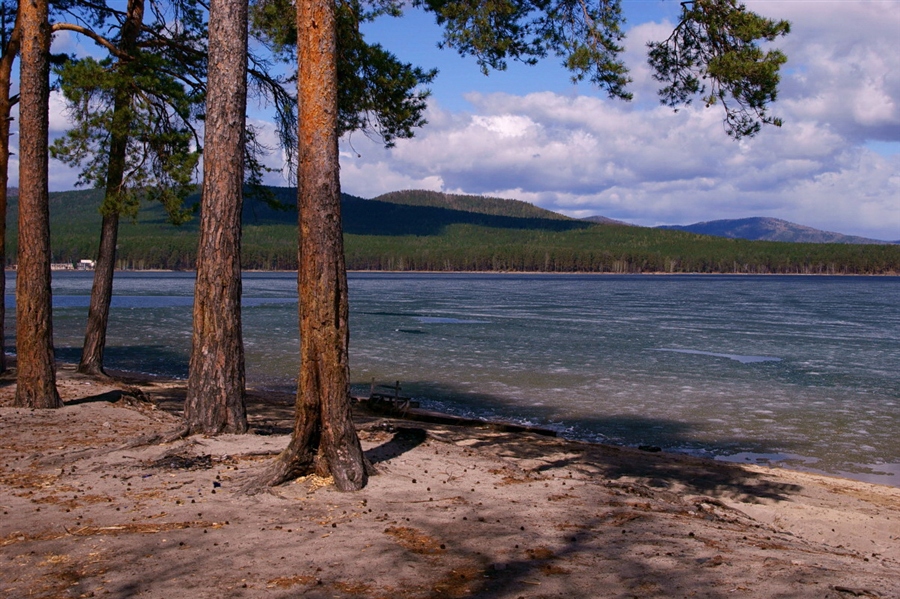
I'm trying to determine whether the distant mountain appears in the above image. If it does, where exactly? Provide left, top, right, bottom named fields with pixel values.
left=581, top=215, right=631, bottom=226
left=658, top=217, right=890, bottom=245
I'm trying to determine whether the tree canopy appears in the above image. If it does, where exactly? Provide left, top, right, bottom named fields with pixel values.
left=648, top=0, right=790, bottom=138
left=50, top=53, right=201, bottom=223
left=250, top=0, right=437, bottom=169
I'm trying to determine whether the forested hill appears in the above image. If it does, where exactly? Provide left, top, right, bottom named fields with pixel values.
left=4, top=187, right=900, bottom=274
left=372, top=190, right=571, bottom=220
left=240, top=188, right=585, bottom=232
left=6, top=186, right=589, bottom=266
left=221, top=187, right=583, bottom=233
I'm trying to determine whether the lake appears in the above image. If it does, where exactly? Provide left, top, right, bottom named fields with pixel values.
left=7, top=271, right=900, bottom=486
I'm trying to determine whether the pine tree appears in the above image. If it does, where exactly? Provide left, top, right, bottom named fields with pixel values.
left=186, top=0, right=436, bottom=436
left=50, top=0, right=203, bottom=377
left=183, top=0, right=250, bottom=434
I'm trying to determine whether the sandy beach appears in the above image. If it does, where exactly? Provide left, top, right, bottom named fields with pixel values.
left=2, top=364, right=898, bottom=598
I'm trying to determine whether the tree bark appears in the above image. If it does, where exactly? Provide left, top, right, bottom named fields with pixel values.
left=0, top=6, right=20, bottom=375
left=259, top=0, right=367, bottom=491
left=15, top=0, right=60, bottom=408
left=183, top=0, right=248, bottom=434
left=77, top=0, right=144, bottom=378
left=77, top=211, right=118, bottom=376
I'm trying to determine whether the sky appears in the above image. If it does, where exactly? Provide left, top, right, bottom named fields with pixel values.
left=8, top=0, right=900, bottom=241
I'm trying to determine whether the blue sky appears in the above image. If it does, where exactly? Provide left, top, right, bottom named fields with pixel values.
left=9, top=0, right=900, bottom=240
left=357, top=0, right=684, bottom=113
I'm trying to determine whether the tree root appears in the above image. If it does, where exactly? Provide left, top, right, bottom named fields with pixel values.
left=236, top=451, right=378, bottom=496
left=119, top=424, right=191, bottom=450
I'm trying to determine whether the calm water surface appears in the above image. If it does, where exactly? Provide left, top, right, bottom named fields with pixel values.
left=7, top=272, right=899, bottom=486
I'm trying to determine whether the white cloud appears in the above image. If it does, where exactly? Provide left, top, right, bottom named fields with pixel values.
left=757, top=0, right=900, bottom=142
left=8, top=92, right=84, bottom=190
left=340, top=157, right=445, bottom=197
left=48, top=91, right=73, bottom=136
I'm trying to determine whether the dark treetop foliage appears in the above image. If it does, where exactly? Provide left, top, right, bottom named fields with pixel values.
left=50, top=55, right=201, bottom=223
left=48, top=0, right=206, bottom=223
left=250, top=0, right=437, bottom=172
left=418, top=0, right=631, bottom=98
left=648, top=0, right=790, bottom=138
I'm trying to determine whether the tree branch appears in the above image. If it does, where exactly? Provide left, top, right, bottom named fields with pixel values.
left=51, top=23, right=130, bottom=60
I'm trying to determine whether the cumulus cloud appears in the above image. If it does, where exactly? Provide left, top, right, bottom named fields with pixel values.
left=7, top=92, right=83, bottom=190
left=749, top=0, right=900, bottom=142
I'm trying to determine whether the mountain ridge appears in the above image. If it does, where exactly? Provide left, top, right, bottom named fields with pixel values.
left=6, top=186, right=894, bottom=244
left=4, top=188, right=898, bottom=275
left=581, top=215, right=631, bottom=226
left=656, top=216, right=892, bottom=245
left=372, top=189, right=572, bottom=221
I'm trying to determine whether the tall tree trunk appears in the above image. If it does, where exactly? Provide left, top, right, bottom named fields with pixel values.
left=15, top=0, right=59, bottom=408
left=77, top=0, right=144, bottom=377
left=0, top=8, right=19, bottom=375
left=183, top=0, right=248, bottom=434
left=258, top=0, right=367, bottom=491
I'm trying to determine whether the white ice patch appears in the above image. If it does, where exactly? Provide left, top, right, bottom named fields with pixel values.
left=654, top=348, right=782, bottom=364
left=415, top=316, right=489, bottom=324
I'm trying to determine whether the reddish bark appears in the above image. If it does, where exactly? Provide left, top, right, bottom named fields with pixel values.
left=15, top=0, right=60, bottom=408
left=0, top=7, right=20, bottom=374
left=258, top=0, right=367, bottom=491
left=183, top=0, right=249, bottom=434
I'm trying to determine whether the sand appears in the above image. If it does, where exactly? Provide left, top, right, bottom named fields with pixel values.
left=1, top=363, right=898, bottom=598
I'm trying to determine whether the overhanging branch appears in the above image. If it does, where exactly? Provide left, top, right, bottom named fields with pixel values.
left=52, top=23, right=130, bottom=60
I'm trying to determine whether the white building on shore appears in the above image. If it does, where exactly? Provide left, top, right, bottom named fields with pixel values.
left=48, top=259, right=96, bottom=271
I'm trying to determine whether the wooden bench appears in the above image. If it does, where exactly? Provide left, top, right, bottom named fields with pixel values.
left=366, top=380, right=420, bottom=414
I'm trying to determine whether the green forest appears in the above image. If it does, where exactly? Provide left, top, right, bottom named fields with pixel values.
left=6, top=187, right=899, bottom=274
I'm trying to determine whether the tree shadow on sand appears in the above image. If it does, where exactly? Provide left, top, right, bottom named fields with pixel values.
left=353, top=379, right=805, bottom=504
left=475, top=429, right=801, bottom=504
left=65, top=390, right=135, bottom=405
left=54, top=344, right=190, bottom=380
left=364, top=426, right=428, bottom=465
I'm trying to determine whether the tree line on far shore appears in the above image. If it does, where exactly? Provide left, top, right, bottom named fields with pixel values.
left=7, top=187, right=899, bottom=275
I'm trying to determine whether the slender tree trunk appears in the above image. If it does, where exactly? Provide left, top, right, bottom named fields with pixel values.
left=15, top=0, right=60, bottom=408
left=183, top=0, right=248, bottom=434
left=0, top=4, right=21, bottom=374
left=0, top=38, right=19, bottom=372
left=77, top=0, right=144, bottom=377
left=0, top=139, right=7, bottom=374
left=258, top=0, right=367, bottom=491
left=77, top=212, right=118, bottom=376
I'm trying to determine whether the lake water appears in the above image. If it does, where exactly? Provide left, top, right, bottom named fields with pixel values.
left=7, top=271, right=900, bottom=487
